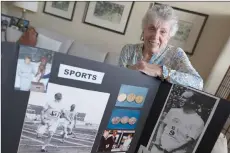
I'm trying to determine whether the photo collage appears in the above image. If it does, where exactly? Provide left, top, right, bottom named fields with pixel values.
left=97, top=84, right=149, bottom=152
left=4, top=43, right=229, bottom=153
left=14, top=44, right=149, bottom=153
left=14, top=45, right=113, bottom=153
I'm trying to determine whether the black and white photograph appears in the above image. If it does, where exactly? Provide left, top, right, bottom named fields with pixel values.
left=137, top=145, right=151, bottom=153
left=83, top=2, right=134, bottom=34
left=94, top=2, right=124, bottom=24
left=146, top=84, right=219, bottom=153
left=174, top=20, right=193, bottom=43
left=17, top=83, right=110, bottom=153
left=51, top=2, right=70, bottom=11
left=97, top=130, right=135, bottom=152
left=43, top=2, right=76, bottom=21
left=14, top=45, right=54, bottom=93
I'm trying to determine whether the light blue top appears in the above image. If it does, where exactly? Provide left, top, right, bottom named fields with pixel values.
left=18, top=62, right=36, bottom=91
left=118, top=43, right=203, bottom=90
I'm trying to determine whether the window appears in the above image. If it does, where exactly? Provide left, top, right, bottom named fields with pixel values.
left=216, top=66, right=230, bottom=152
left=216, top=66, right=230, bottom=99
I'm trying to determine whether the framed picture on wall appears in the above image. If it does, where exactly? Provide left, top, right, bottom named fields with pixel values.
left=1, top=14, right=12, bottom=28
left=1, top=14, right=30, bottom=32
left=142, top=3, right=208, bottom=55
left=83, top=2, right=134, bottom=35
left=43, top=2, right=76, bottom=21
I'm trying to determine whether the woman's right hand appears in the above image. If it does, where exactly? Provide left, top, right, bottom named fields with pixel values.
left=127, top=64, right=138, bottom=70
left=127, top=61, right=162, bottom=78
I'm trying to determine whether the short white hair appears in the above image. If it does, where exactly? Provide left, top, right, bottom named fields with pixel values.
left=142, top=4, right=179, bottom=37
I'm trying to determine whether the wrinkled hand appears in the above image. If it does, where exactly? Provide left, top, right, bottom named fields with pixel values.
left=128, top=61, right=162, bottom=77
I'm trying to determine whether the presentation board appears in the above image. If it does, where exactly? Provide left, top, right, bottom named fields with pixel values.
left=2, top=42, right=230, bottom=153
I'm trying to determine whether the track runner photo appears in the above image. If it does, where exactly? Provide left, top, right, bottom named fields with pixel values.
left=17, top=83, right=110, bottom=153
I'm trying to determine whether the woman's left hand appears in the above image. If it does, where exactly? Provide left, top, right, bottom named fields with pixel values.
left=136, top=61, right=162, bottom=77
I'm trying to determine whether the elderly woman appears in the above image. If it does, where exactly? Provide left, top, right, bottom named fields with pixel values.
left=119, top=4, right=203, bottom=90
left=118, top=4, right=227, bottom=153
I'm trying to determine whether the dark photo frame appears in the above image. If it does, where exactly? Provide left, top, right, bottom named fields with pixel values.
left=43, top=2, right=76, bottom=21
left=141, top=3, right=208, bottom=55
left=83, top=2, right=134, bottom=35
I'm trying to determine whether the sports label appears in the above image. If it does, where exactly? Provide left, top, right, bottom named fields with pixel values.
left=58, top=64, right=105, bottom=84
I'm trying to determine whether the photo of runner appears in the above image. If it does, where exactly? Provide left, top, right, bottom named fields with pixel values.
left=17, top=83, right=110, bottom=153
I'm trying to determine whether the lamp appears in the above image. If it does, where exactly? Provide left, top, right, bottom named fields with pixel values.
left=13, top=2, right=38, bottom=19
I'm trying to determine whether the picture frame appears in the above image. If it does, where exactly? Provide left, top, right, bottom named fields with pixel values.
left=43, top=2, right=76, bottom=21
left=83, top=2, right=134, bottom=35
left=1, top=14, right=12, bottom=29
left=141, top=3, right=209, bottom=55
left=1, top=13, right=30, bottom=32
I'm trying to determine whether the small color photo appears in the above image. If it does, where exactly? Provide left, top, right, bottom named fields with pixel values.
left=107, top=108, right=140, bottom=130
left=97, top=130, right=135, bottom=152
left=14, top=45, right=54, bottom=93
left=116, top=84, right=148, bottom=108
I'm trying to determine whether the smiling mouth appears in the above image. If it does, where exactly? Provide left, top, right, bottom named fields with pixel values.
left=149, top=41, right=159, bottom=47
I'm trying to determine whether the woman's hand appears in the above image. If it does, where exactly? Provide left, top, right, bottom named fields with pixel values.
left=128, top=61, right=162, bottom=77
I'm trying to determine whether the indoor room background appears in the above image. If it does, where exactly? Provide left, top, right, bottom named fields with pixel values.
left=2, top=1, right=230, bottom=95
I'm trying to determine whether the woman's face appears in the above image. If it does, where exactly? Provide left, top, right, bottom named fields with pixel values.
left=143, top=19, right=171, bottom=54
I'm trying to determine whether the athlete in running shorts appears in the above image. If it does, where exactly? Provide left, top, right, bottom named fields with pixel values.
left=37, top=92, right=63, bottom=152
left=150, top=91, right=204, bottom=153
left=59, top=104, right=78, bottom=142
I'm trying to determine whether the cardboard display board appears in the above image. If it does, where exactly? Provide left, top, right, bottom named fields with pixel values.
left=1, top=42, right=230, bottom=153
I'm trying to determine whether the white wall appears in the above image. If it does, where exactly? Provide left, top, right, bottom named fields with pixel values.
left=2, top=1, right=230, bottom=83
left=159, top=2, right=230, bottom=82
left=1, top=2, right=8, bottom=14
left=204, top=36, right=230, bottom=94
left=3, top=2, right=146, bottom=52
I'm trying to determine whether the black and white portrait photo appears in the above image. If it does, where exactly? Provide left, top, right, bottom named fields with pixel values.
left=51, top=2, right=70, bottom=11
left=17, top=83, right=110, bottom=153
left=14, top=45, right=54, bottom=93
left=147, top=84, right=219, bottom=153
left=94, top=2, right=124, bottom=24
